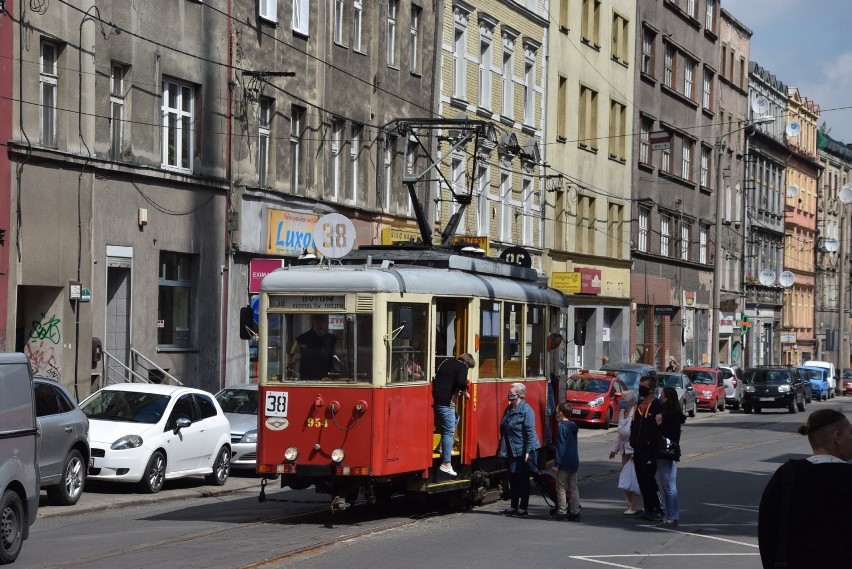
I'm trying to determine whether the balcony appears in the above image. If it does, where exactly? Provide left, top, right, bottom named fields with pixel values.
left=744, top=284, right=783, bottom=307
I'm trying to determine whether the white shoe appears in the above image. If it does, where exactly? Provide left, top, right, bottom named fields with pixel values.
left=439, top=463, right=457, bottom=476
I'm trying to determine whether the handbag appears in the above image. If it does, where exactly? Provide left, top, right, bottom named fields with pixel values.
left=617, top=459, right=640, bottom=493
left=656, top=435, right=681, bottom=461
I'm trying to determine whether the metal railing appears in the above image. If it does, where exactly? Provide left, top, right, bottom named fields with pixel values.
left=101, top=348, right=183, bottom=388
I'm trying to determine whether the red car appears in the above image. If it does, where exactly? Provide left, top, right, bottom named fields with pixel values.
left=683, top=367, right=726, bottom=412
left=842, top=369, right=852, bottom=395
left=563, top=370, right=628, bottom=428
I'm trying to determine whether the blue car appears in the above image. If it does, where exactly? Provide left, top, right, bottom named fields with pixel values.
left=798, top=366, right=829, bottom=401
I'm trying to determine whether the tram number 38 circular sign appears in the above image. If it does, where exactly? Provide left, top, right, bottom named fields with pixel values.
left=312, top=213, right=356, bottom=259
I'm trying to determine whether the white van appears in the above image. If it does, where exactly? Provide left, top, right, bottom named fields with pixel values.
left=803, top=360, right=837, bottom=398
left=0, top=353, right=39, bottom=564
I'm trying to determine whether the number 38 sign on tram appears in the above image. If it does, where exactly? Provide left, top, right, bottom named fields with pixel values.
left=312, top=213, right=356, bottom=259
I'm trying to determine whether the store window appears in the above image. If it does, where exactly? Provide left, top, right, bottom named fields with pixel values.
left=158, top=252, right=194, bottom=348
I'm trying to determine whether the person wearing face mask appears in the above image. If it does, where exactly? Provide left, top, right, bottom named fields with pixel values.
left=610, top=389, right=641, bottom=515
left=758, top=409, right=852, bottom=568
left=498, top=382, right=540, bottom=517
left=629, top=380, right=665, bottom=522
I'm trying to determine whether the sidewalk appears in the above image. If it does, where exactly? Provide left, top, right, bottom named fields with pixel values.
left=38, top=473, right=266, bottom=520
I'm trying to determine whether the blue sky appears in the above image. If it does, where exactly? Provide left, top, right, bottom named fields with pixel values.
left=723, top=0, right=852, bottom=143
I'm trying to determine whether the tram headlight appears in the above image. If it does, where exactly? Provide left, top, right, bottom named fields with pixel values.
left=284, top=447, right=299, bottom=461
left=331, top=448, right=345, bottom=463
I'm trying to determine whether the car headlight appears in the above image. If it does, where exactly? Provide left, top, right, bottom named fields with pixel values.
left=111, top=435, right=143, bottom=450
left=331, top=448, right=345, bottom=463
left=777, top=385, right=790, bottom=392
left=745, top=385, right=755, bottom=392
left=702, top=391, right=713, bottom=397
left=240, top=429, right=258, bottom=444
left=589, top=397, right=605, bottom=407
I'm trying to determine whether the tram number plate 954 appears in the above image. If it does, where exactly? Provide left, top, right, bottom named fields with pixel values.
left=265, top=392, right=289, bottom=417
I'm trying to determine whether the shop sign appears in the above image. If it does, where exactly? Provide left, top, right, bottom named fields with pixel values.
left=780, top=332, right=797, bottom=344
left=654, top=306, right=675, bottom=315
left=249, top=259, right=285, bottom=293
left=552, top=272, right=581, bottom=294
left=575, top=268, right=601, bottom=295
left=266, top=209, right=320, bottom=256
left=452, top=235, right=490, bottom=255
left=719, top=313, right=735, bottom=335
left=381, top=227, right=422, bottom=245
left=683, top=290, right=696, bottom=307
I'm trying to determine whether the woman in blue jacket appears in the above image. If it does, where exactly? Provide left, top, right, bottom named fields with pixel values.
left=498, top=382, right=540, bottom=517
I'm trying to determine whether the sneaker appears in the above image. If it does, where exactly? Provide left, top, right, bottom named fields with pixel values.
left=623, top=509, right=641, bottom=515
left=657, top=519, right=678, bottom=528
left=648, top=511, right=665, bottom=523
left=566, top=512, right=581, bottom=521
left=438, top=463, right=457, bottom=476
left=514, top=510, right=529, bottom=517
left=550, top=513, right=568, bottom=521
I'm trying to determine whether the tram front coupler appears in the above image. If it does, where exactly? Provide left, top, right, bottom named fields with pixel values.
left=331, top=495, right=351, bottom=514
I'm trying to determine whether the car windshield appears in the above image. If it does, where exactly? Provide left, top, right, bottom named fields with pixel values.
left=611, top=371, right=640, bottom=390
left=566, top=377, right=612, bottom=393
left=660, top=375, right=682, bottom=388
left=798, top=369, right=824, bottom=381
left=216, top=388, right=258, bottom=414
left=843, top=370, right=852, bottom=379
left=81, top=390, right=170, bottom=423
left=743, top=369, right=792, bottom=385
left=685, top=371, right=715, bottom=384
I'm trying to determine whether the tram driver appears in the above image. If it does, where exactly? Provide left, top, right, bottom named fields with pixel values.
left=290, top=315, right=338, bottom=380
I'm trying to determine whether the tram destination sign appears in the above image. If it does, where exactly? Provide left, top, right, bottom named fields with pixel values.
left=271, top=295, right=345, bottom=310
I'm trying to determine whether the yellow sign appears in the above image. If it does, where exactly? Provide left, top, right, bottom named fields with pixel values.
left=552, top=272, right=582, bottom=294
left=451, top=235, right=490, bottom=255
left=381, top=227, right=423, bottom=245
left=266, top=209, right=320, bottom=256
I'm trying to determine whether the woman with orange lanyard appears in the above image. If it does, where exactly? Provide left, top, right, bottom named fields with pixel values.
left=629, top=380, right=665, bottom=522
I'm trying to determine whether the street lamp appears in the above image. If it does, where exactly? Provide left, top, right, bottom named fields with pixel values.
left=711, top=115, right=775, bottom=368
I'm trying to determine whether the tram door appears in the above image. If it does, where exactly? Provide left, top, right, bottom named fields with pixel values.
left=434, top=299, right=470, bottom=462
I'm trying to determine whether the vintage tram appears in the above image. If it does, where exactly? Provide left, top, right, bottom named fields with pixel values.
left=255, top=246, right=568, bottom=509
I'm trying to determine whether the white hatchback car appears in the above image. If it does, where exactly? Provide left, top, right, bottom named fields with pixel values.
left=80, top=384, right=231, bottom=493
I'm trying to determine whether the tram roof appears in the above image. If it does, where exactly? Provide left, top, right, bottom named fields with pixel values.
left=260, top=250, right=566, bottom=306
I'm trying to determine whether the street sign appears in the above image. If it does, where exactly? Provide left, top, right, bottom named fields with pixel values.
left=650, top=131, right=671, bottom=150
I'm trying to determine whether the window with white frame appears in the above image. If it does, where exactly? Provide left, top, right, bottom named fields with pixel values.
left=639, top=116, right=651, bottom=164
left=450, top=156, right=464, bottom=207
left=110, top=63, right=127, bottom=160
left=161, top=78, right=194, bottom=171
left=522, top=44, right=537, bottom=126
left=638, top=206, right=649, bottom=252
left=700, top=146, right=709, bottom=187
left=680, top=222, right=690, bottom=261
left=292, top=0, right=309, bottom=35
left=334, top=0, right=346, bottom=45
left=353, top=1, right=363, bottom=52
left=681, top=139, right=692, bottom=180
left=158, top=252, right=195, bottom=348
left=478, top=21, right=494, bottom=109
left=642, top=27, right=655, bottom=76
left=702, top=69, right=713, bottom=109
left=684, top=59, right=694, bottom=99
left=705, top=0, right=716, bottom=31
left=259, top=0, right=278, bottom=23
left=699, top=224, right=708, bottom=263
left=664, top=44, right=674, bottom=88
left=686, top=0, right=696, bottom=18
left=387, top=0, right=398, bottom=66
left=410, top=5, right=421, bottom=73
left=501, top=31, right=516, bottom=117
left=452, top=10, right=468, bottom=99
left=331, top=117, right=345, bottom=199
left=384, top=135, right=397, bottom=210
left=660, top=215, right=671, bottom=257
left=662, top=145, right=671, bottom=172
left=40, top=41, right=58, bottom=148
left=290, top=105, right=306, bottom=194
left=521, top=177, right=533, bottom=245
left=258, top=98, right=272, bottom=188
left=347, top=123, right=361, bottom=202
left=477, top=164, right=490, bottom=236
left=499, top=170, right=512, bottom=241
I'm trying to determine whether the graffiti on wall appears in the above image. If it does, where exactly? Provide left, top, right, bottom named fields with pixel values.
left=25, top=313, right=62, bottom=380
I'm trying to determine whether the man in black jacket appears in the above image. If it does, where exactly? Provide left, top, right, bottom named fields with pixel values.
left=758, top=409, right=852, bottom=568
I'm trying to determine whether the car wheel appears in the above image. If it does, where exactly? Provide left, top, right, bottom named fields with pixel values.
left=788, top=399, right=797, bottom=414
left=138, top=451, right=166, bottom=494
left=688, top=402, right=696, bottom=418
left=0, top=490, right=24, bottom=565
left=711, top=400, right=718, bottom=413
left=205, top=446, right=231, bottom=486
left=744, top=405, right=752, bottom=414
left=719, top=398, right=725, bottom=412
left=797, top=399, right=806, bottom=412
left=806, top=392, right=812, bottom=404
left=46, top=449, right=86, bottom=506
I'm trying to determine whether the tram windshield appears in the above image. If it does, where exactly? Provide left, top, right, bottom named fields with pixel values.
left=265, top=312, right=373, bottom=383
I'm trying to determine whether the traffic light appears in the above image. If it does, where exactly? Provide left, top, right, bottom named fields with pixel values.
left=574, top=321, right=587, bottom=347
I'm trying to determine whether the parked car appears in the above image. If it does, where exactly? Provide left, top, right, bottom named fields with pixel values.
left=742, top=366, right=807, bottom=414
left=797, top=366, right=829, bottom=402
left=214, top=384, right=258, bottom=469
left=718, top=364, right=744, bottom=410
left=843, top=369, right=852, bottom=395
left=658, top=372, right=697, bottom=419
left=33, top=377, right=90, bottom=505
left=682, top=367, right=726, bottom=412
left=80, top=384, right=231, bottom=493
left=0, top=353, right=39, bottom=564
left=802, top=360, right=837, bottom=397
left=563, top=370, right=628, bottom=428
left=600, top=362, right=657, bottom=391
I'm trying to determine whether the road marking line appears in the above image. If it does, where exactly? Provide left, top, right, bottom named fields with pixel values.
left=570, top=553, right=760, bottom=568
left=704, top=502, right=759, bottom=512
left=641, top=524, right=759, bottom=547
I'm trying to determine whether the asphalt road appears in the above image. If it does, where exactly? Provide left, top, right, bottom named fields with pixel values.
left=17, top=397, right=852, bottom=569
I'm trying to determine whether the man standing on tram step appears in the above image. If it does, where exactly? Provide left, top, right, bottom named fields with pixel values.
left=432, top=353, right=475, bottom=476
left=290, top=315, right=338, bottom=380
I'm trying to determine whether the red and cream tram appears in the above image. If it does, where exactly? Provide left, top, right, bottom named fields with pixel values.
left=255, top=247, right=568, bottom=508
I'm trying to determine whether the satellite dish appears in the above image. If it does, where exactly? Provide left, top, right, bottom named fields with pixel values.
left=312, top=213, right=356, bottom=259
left=751, top=96, right=770, bottom=116
left=779, top=271, right=795, bottom=288
left=786, top=185, right=799, bottom=198
left=824, top=238, right=840, bottom=253
left=840, top=183, right=852, bottom=204
left=758, top=269, right=776, bottom=286
left=786, top=121, right=801, bottom=137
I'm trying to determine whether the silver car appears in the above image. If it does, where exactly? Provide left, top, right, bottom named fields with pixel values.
left=33, top=377, right=90, bottom=506
left=215, top=384, right=258, bottom=469
left=719, top=365, right=744, bottom=410
left=658, top=372, right=697, bottom=419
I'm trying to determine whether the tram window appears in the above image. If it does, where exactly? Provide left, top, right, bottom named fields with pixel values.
left=479, top=302, right=500, bottom=378
left=526, top=305, right=546, bottom=377
left=503, top=302, right=523, bottom=378
left=389, top=303, right=428, bottom=383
